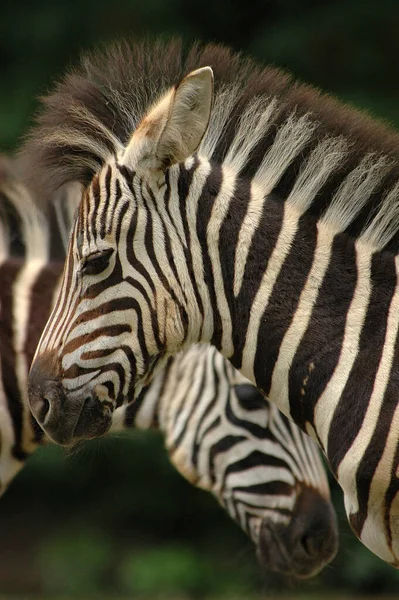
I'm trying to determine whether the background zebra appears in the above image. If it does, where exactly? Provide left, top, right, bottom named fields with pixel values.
left=0, top=156, right=338, bottom=578
left=23, top=39, right=399, bottom=567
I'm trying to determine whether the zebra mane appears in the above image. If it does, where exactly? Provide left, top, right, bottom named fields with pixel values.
left=20, top=38, right=399, bottom=252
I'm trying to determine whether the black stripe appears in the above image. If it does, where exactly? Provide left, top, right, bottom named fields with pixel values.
left=230, top=194, right=285, bottom=369
left=255, top=212, right=318, bottom=396
left=385, top=438, right=399, bottom=552
left=146, top=179, right=189, bottom=312
left=63, top=323, right=132, bottom=357
left=99, top=165, right=112, bottom=239
left=207, top=433, right=247, bottom=486
left=27, top=263, right=63, bottom=367
left=177, top=160, right=207, bottom=338
left=191, top=356, right=224, bottom=470
left=224, top=451, right=292, bottom=480
left=232, top=481, right=293, bottom=497
left=171, top=366, right=206, bottom=451
left=288, top=232, right=358, bottom=433
left=123, top=387, right=147, bottom=427
left=226, top=389, right=275, bottom=440
left=141, top=181, right=188, bottom=344
left=218, top=176, right=251, bottom=350
left=89, top=174, right=101, bottom=241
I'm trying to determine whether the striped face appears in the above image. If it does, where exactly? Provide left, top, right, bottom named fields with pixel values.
left=28, top=167, right=152, bottom=444
left=28, top=67, right=216, bottom=445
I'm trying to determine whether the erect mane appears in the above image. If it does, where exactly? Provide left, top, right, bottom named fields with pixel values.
left=20, top=38, right=399, bottom=252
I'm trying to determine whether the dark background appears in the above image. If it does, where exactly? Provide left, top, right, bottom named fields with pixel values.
left=1, top=0, right=399, bottom=597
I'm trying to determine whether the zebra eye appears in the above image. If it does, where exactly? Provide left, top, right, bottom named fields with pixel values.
left=82, top=248, right=114, bottom=275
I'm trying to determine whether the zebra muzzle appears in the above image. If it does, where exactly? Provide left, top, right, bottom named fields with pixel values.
left=257, top=487, right=339, bottom=578
left=28, top=354, right=113, bottom=446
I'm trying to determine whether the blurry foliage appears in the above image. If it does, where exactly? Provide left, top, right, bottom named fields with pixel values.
left=120, top=546, right=212, bottom=596
left=0, top=434, right=261, bottom=597
left=118, top=546, right=204, bottom=596
left=118, top=544, right=257, bottom=597
left=38, top=529, right=112, bottom=595
left=1, top=0, right=399, bottom=597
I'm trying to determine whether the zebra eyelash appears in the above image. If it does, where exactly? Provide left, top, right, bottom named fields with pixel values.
left=81, top=248, right=114, bottom=275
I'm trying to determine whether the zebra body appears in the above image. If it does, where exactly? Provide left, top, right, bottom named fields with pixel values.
left=0, top=158, right=337, bottom=577
left=23, top=40, right=399, bottom=566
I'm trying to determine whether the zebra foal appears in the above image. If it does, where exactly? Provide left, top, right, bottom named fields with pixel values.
left=22, top=39, right=399, bottom=566
left=0, top=158, right=337, bottom=577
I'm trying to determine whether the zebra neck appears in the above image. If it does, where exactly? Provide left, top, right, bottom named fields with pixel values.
left=112, top=363, right=170, bottom=432
left=190, top=160, right=398, bottom=456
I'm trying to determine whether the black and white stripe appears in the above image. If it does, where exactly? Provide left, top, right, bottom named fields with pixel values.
left=22, top=40, right=399, bottom=566
left=0, top=159, right=337, bottom=577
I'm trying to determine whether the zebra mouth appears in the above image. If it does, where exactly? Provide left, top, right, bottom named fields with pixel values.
left=40, top=391, right=113, bottom=447
left=257, top=518, right=336, bottom=579
left=70, top=395, right=113, bottom=442
left=257, top=522, right=295, bottom=576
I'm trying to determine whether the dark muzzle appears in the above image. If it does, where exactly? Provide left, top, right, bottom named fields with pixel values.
left=257, top=486, right=339, bottom=578
left=29, top=353, right=112, bottom=446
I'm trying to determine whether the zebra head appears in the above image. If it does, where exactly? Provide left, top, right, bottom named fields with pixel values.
left=114, top=344, right=338, bottom=578
left=160, top=361, right=338, bottom=578
left=28, top=67, right=215, bottom=445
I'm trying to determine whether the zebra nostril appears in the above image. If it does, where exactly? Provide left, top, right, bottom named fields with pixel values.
left=299, top=533, right=318, bottom=557
left=40, top=396, right=51, bottom=424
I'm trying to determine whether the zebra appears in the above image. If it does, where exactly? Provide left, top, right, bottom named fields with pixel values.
left=22, top=39, right=399, bottom=567
left=0, top=156, right=338, bottom=578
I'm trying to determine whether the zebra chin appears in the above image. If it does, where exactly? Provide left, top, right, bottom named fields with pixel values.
left=256, top=487, right=339, bottom=578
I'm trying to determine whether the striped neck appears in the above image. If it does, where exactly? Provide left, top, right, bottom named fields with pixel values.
left=187, top=158, right=395, bottom=442
left=186, top=156, right=399, bottom=563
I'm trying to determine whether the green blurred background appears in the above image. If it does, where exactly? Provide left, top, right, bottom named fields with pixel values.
left=1, top=0, right=399, bottom=597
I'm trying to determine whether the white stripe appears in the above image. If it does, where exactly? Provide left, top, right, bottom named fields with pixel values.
left=252, top=112, right=317, bottom=196
left=223, top=96, right=278, bottom=173
left=13, top=259, right=46, bottom=452
left=314, top=244, right=373, bottom=453
left=185, top=159, right=214, bottom=342
left=234, top=181, right=268, bottom=297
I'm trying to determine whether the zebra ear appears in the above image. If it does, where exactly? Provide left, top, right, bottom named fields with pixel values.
left=124, top=67, right=213, bottom=176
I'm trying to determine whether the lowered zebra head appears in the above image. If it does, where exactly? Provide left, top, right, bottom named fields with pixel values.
left=118, top=345, right=338, bottom=578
